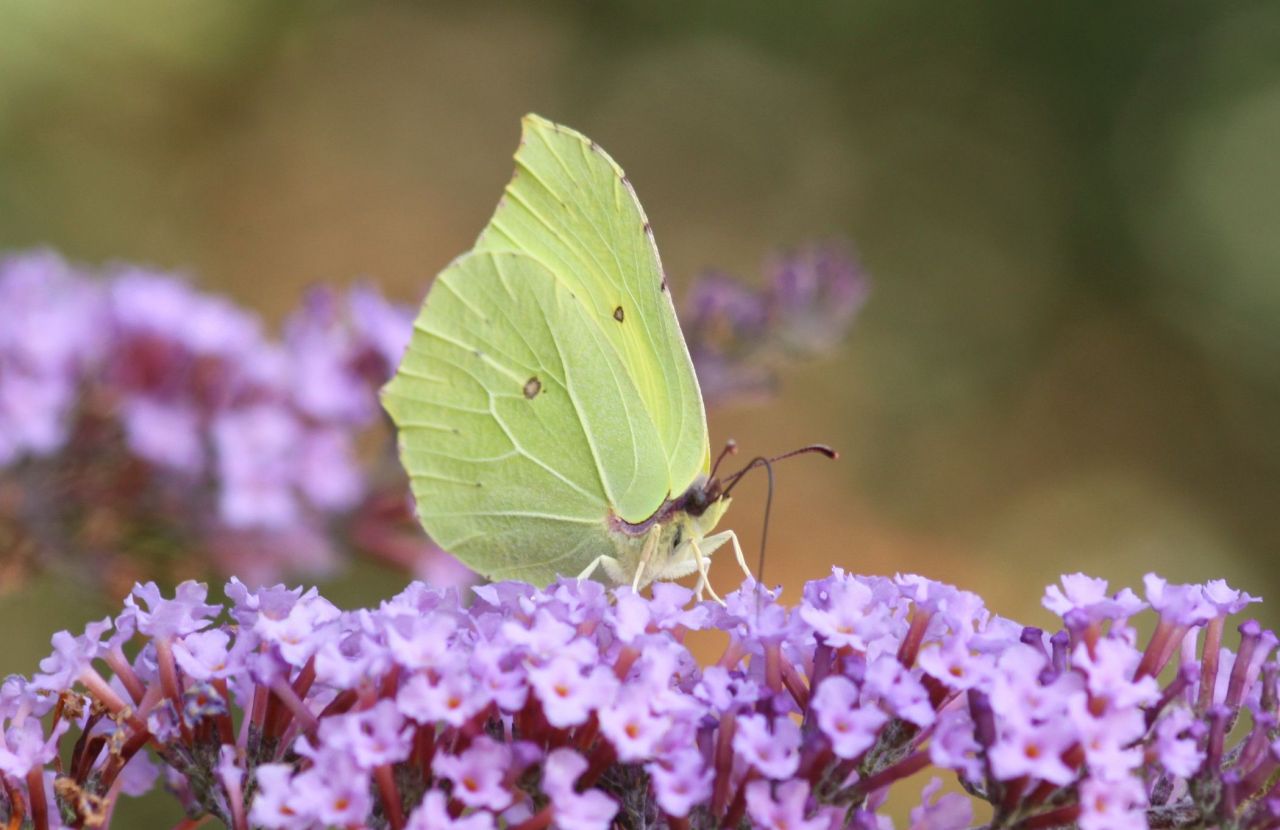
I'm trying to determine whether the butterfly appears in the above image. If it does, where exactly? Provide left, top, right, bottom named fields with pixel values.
left=384, top=114, right=803, bottom=598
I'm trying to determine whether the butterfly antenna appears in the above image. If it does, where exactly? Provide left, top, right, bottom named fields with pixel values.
left=709, top=439, right=739, bottom=480
left=755, top=456, right=776, bottom=618
left=720, top=444, right=837, bottom=498
left=714, top=444, right=836, bottom=618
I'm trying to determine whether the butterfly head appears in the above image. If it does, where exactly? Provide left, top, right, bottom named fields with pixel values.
left=676, top=483, right=731, bottom=534
left=679, top=477, right=721, bottom=517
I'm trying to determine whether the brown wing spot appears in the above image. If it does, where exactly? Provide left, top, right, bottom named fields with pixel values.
left=523, top=377, right=542, bottom=399
left=660, top=279, right=667, bottom=292
left=643, top=221, right=652, bottom=234
left=613, top=306, right=625, bottom=322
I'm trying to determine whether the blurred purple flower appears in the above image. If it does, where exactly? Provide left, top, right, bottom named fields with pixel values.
left=213, top=404, right=304, bottom=528
left=433, top=736, right=516, bottom=811
left=734, top=712, right=801, bottom=778
left=0, top=251, right=458, bottom=589
left=683, top=242, right=868, bottom=405
left=0, top=252, right=104, bottom=465
left=543, top=748, right=620, bottom=830
left=120, top=398, right=204, bottom=473
left=684, top=272, right=773, bottom=402
left=746, top=779, right=834, bottom=830
left=284, top=285, right=402, bottom=425
left=767, top=243, right=870, bottom=354
left=909, top=779, right=973, bottom=830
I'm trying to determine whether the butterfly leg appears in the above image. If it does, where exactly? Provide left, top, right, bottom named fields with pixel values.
left=688, top=538, right=725, bottom=605
left=697, top=529, right=753, bottom=583
left=725, top=530, right=754, bottom=582
left=691, top=561, right=707, bottom=603
left=688, top=543, right=708, bottom=602
left=631, top=525, right=661, bottom=592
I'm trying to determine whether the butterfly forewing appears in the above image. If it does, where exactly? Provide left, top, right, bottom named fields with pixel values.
left=474, top=115, right=710, bottom=513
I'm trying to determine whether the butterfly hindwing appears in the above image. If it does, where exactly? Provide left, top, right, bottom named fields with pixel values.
left=383, top=250, right=669, bottom=582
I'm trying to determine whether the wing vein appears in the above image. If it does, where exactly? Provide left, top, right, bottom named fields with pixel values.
left=540, top=290, right=615, bottom=507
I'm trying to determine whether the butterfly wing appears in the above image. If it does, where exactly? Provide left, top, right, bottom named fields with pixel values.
left=474, top=115, right=710, bottom=511
left=383, top=114, right=711, bottom=583
left=383, top=250, right=670, bottom=583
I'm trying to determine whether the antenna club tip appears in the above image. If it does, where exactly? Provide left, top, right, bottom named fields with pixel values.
left=809, top=444, right=838, bottom=460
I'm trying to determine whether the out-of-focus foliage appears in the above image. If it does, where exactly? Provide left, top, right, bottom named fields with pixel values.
left=2, top=0, right=1278, bottom=651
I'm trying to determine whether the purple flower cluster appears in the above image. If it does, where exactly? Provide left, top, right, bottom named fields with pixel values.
left=0, top=250, right=463, bottom=587
left=0, top=252, right=105, bottom=465
left=684, top=243, right=869, bottom=405
left=2, top=570, right=1273, bottom=830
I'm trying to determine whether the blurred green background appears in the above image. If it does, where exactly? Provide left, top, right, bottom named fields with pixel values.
left=3, top=0, right=1280, bottom=664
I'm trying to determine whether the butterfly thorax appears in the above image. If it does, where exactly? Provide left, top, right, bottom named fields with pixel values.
left=604, top=477, right=731, bottom=587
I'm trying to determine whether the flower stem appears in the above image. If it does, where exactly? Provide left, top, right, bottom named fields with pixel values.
left=374, top=764, right=405, bottom=830
left=854, top=749, right=931, bottom=795
left=1198, top=616, right=1225, bottom=712
left=24, top=769, right=46, bottom=830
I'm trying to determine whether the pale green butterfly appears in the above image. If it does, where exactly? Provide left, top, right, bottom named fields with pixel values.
left=383, top=114, right=806, bottom=596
